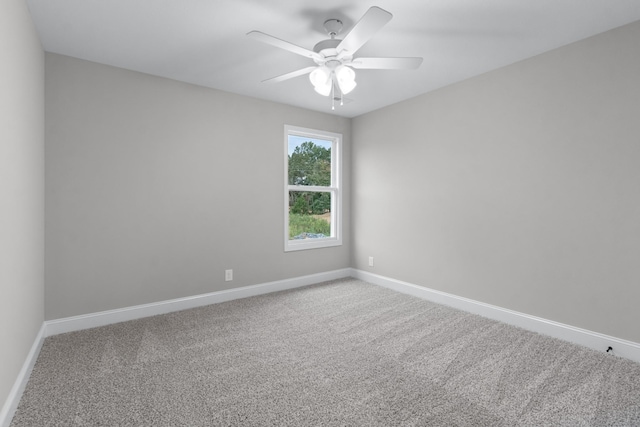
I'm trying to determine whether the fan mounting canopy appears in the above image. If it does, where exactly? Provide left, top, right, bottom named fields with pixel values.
left=323, top=19, right=343, bottom=37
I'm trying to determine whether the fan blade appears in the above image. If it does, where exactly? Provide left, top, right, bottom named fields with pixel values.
left=349, top=57, right=423, bottom=70
left=262, top=66, right=317, bottom=83
left=247, top=31, right=321, bottom=60
left=336, top=6, right=392, bottom=55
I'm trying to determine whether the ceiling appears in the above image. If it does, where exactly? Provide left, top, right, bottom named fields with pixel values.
left=27, top=0, right=640, bottom=118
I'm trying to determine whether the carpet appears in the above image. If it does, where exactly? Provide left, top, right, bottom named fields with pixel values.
left=10, top=278, right=640, bottom=426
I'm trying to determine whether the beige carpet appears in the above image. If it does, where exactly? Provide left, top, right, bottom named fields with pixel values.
left=11, top=278, right=640, bottom=426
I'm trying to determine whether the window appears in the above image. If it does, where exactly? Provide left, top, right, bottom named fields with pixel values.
left=285, top=125, right=342, bottom=252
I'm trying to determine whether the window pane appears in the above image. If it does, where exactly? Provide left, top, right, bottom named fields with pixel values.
left=288, top=135, right=332, bottom=186
left=288, top=191, right=331, bottom=240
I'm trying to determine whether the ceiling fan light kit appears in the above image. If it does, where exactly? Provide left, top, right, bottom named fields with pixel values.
left=248, top=6, right=423, bottom=110
left=309, top=63, right=356, bottom=97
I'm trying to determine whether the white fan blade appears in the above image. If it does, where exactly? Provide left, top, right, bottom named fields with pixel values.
left=336, top=6, right=392, bottom=55
left=349, top=57, right=423, bottom=70
left=247, top=31, right=321, bottom=61
left=262, top=66, right=317, bottom=83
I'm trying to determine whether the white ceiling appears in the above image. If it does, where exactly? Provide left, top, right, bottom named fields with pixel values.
left=27, top=0, right=640, bottom=118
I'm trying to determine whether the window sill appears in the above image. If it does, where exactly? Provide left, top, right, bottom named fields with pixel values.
left=284, top=237, right=342, bottom=252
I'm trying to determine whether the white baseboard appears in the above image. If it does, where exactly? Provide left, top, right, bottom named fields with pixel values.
left=5, top=267, right=639, bottom=427
left=45, top=268, right=352, bottom=337
left=0, top=324, right=46, bottom=427
left=352, top=269, right=640, bottom=364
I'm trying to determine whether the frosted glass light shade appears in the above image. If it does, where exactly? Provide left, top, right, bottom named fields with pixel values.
left=309, top=67, right=330, bottom=87
left=314, top=80, right=332, bottom=96
left=337, top=78, right=356, bottom=94
left=309, top=66, right=332, bottom=96
left=335, top=65, right=357, bottom=94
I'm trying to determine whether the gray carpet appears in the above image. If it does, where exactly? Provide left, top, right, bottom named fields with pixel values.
left=11, top=278, right=640, bottom=426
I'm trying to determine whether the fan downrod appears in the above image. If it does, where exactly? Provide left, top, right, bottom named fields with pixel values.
left=314, top=19, right=345, bottom=56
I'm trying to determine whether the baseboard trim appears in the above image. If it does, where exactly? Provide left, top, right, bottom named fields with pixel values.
left=45, top=268, right=352, bottom=337
left=0, top=324, right=46, bottom=427
left=5, top=267, right=639, bottom=427
left=352, top=269, right=640, bottom=364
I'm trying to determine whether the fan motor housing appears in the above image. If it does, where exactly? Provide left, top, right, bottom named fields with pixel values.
left=313, top=39, right=341, bottom=54
left=313, top=39, right=353, bottom=66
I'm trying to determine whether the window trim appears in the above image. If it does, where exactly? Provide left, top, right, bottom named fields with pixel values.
left=284, top=125, right=342, bottom=252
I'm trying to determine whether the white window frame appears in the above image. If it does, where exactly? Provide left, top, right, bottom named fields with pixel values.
left=284, top=125, right=342, bottom=252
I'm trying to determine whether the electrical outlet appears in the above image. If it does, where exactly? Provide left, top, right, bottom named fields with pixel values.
left=368, top=256, right=374, bottom=267
left=225, top=269, right=233, bottom=281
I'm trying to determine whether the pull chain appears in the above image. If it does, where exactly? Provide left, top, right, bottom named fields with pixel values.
left=331, top=81, right=335, bottom=110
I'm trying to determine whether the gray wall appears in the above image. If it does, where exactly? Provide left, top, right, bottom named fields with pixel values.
left=35, top=14, right=640, bottom=347
left=352, top=21, right=640, bottom=343
left=45, top=54, right=351, bottom=320
left=0, top=0, right=45, bottom=409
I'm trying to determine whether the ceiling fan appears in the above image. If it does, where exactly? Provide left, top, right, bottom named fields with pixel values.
left=247, top=6, right=423, bottom=109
